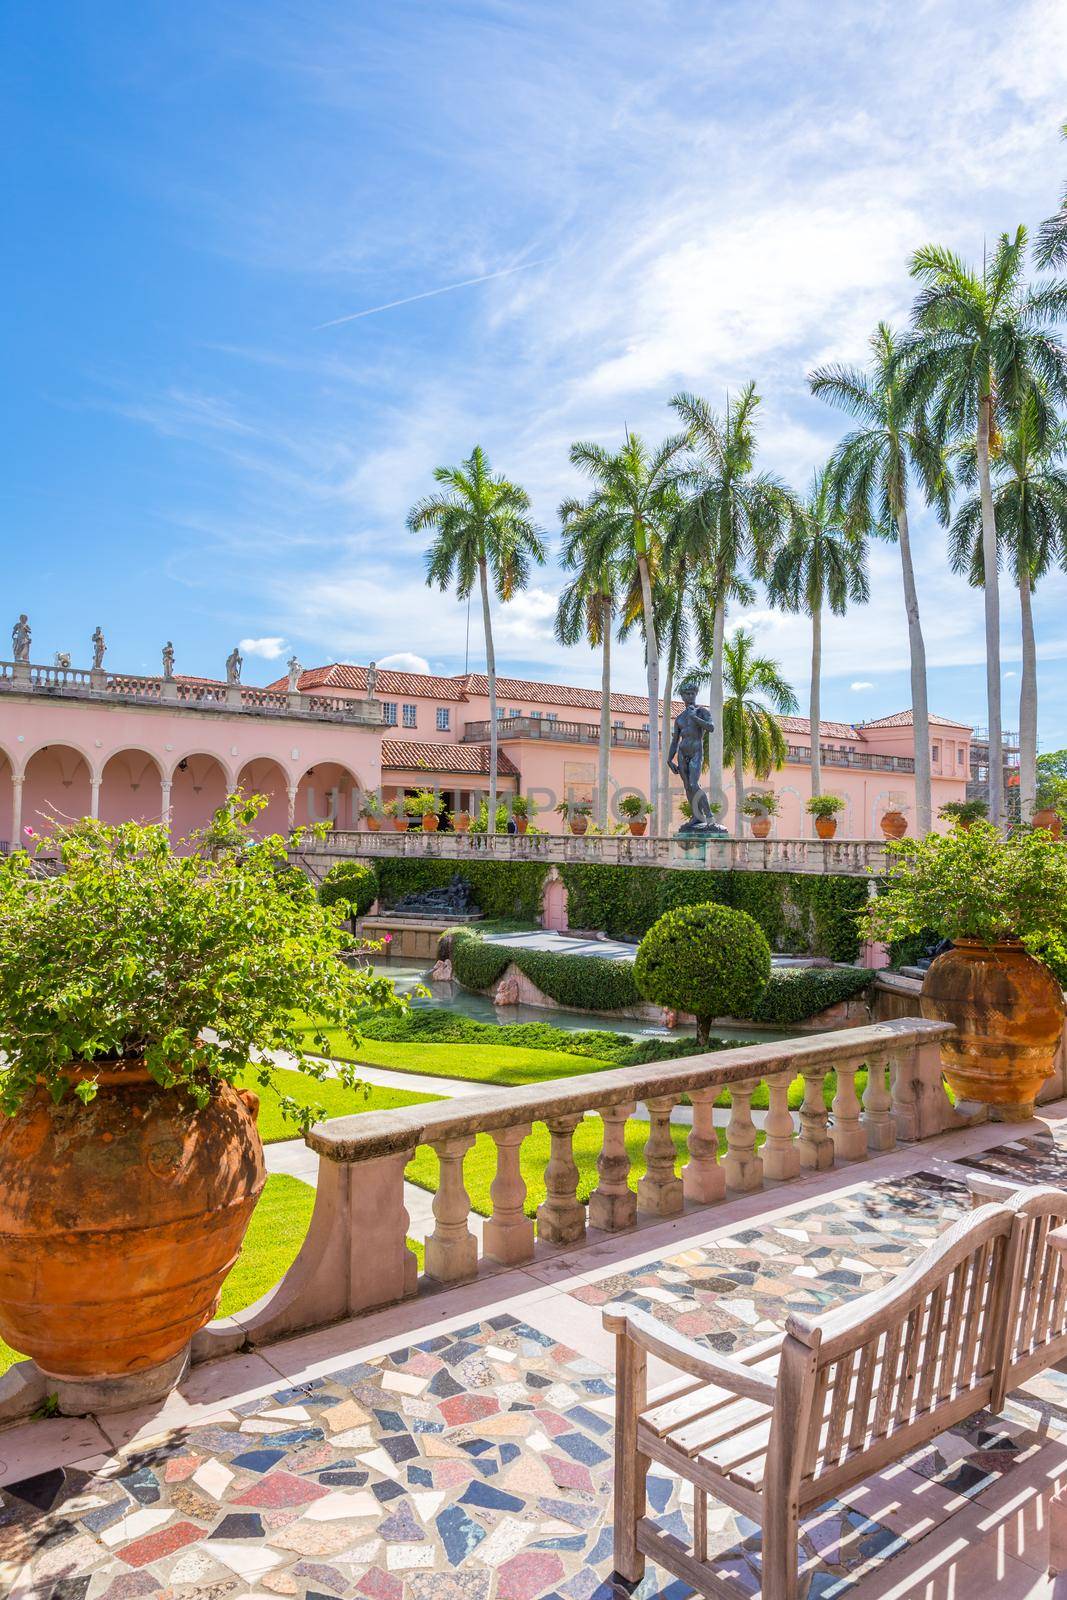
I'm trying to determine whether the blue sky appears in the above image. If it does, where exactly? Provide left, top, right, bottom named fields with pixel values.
left=5, top=1, right=1067, bottom=741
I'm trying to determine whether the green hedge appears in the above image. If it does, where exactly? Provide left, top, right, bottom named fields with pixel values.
left=354, top=1006, right=725, bottom=1066
left=634, top=903, right=771, bottom=1040
left=377, top=858, right=547, bottom=921
left=749, top=966, right=873, bottom=1026
left=319, top=861, right=379, bottom=918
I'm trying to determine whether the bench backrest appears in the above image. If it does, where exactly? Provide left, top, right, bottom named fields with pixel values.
left=774, top=1202, right=1015, bottom=1506
left=996, top=1184, right=1067, bottom=1406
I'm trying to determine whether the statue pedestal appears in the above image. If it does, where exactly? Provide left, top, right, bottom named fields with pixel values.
left=11, top=662, right=30, bottom=685
left=226, top=685, right=242, bottom=708
left=90, top=668, right=106, bottom=691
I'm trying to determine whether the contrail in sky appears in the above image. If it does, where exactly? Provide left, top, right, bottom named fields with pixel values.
left=316, top=259, right=546, bottom=329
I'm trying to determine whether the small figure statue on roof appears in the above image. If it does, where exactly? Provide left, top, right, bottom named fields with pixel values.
left=226, top=645, right=243, bottom=684
left=162, top=640, right=175, bottom=679
left=287, top=655, right=302, bottom=693
left=668, top=678, right=728, bottom=836
left=366, top=660, right=378, bottom=697
left=91, top=626, right=106, bottom=670
left=11, top=615, right=30, bottom=662
left=54, top=651, right=71, bottom=670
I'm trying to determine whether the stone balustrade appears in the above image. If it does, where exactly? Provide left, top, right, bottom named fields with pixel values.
left=198, top=1018, right=965, bottom=1360
left=296, top=827, right=889, bottom=876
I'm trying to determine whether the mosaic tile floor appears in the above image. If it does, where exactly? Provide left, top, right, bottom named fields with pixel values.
left=4, top=1153, right=1067, bottom=1600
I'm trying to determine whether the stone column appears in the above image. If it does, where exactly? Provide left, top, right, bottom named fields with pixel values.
left=637, top=1097, right=683, bottom=1217
left=160, top=780, right=172, bottom=827
left=589, top=1102, right=637, bottom=1231
left=89, top=776, right=101, bottom=820
left=832, top=1064, right=868, bottom=1161
left=683, top=1088, right=725, bottom=1204
left=537, top=1114, right=586, bottom=1245
left=287, top=787, right=298, bottom=831
left=10, top=775, right=23, bottom=843
left=762, top=1071, right=800, bottom=1181
left=797, top=1070, right=835, bottom=1170
left=862, top=1055, right=895, bottom=1151
left=425, top=1135, right=478, bottom=1283
left=483, top=1125, right=534, bottom=1265
left=724, top=1079, right=763, bottom=1193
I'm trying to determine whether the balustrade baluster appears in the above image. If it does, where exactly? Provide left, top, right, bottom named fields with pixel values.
left=425, top=1135, right=478, bottom=1282
left=762, top=1070, right=800, bottom=1180
left=589, top=1102, right=637, bottom=1231
left=723, top=1078, right=763, bottom=1193
left=862, top=1054, right=896, bottom=1151
left=683, top=1088, right=724, bottom=1204
left=483, top=1124, right=535, bottom=1265
left=831, top=1060, right=867, bottom=1161
left=637, top=1096, right=683, bottom=1216
left=797, top=1069, right=835, bottom=1170
left=537, top=1114, right=586, bottom=1245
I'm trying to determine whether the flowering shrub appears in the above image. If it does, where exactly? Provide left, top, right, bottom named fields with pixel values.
left=0, top=796, right=402, bottom=1128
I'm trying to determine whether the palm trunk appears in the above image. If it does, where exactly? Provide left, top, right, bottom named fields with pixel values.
left=894, top=503, right=932, bottom=837
left=809, top=601, right=822, bottom=833
left=479, top=558, right=499, bottom=831
left=1018, top=563, right=1038, bottom=823
left=659, top=627, right=678, bottom=825
left=977, top=396, right=1004, bottom=827
left=637, top=551, right=660, bottom=832
left=598, top=597, right=612, bottom=830
left=708, top=598, right=726, bottom=818
left=733, top=747, right=745, bottom=831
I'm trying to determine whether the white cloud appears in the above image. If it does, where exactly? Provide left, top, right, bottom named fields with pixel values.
left=851, top=682, right=875, bottom=691
left=377, top=651, right=431, bottom=673
left=239, top=636, right=288, bottom=659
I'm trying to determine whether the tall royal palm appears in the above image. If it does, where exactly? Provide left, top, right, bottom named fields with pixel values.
left=568, top=429, right=688, bottom=830
left=1036, top=122, right=1067, bottom=269
left=670, top=385, right=799, bottom=826
left=555, top=496, right=621, bottom=829
left=720, top=628, right=798, bottom=823
left=902, top=229, right=1067, bottom=824
left=408, top=446, right=545, bottom=829
left=769, top=469, right=869, bottom=823
left=949, top=392, right=1067, bottom=820
left=810, top=323, right=950, bottom=835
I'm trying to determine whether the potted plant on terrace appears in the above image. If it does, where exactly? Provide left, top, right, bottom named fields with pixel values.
left=862, top=820, right=1067, bottom=1119
left=556, top=798, right=592, bottom=836
left=806, top=792, right=845, bottom=839
left=0, top=797, right=399, bottom=1409
left=360, top=792, right=384, bottom=832
left=411, top=788, right=444, bottom=832
left=511, top=795, right=533, bottom=834
left=383, top=798, right=406, bottom=832
left=741, top=791, right=779, bottom=839
left=939, top=798, right=988, bottom=831
left=618, top=793, right=653, bottom=836
left=880, top=806, right=909, bottom=839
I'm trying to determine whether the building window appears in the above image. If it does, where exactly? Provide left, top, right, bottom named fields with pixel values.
left=957, top=745, right=964, bottom=766
left=530, top=710, right=542, bottom=720
left=510, top=708, right=522, bottom=719
left=402, top=703, right=417, bottom=729
left=436, top=707, right=450, bottom=732
left=547, top=712, right=558, bottom=722
left=382, top=701, right=397, bottom=726
left=932, top=742, right=940, bottom=761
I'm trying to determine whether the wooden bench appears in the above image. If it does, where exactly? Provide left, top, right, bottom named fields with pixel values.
left=605, top=1196, right=1036, bottom=1600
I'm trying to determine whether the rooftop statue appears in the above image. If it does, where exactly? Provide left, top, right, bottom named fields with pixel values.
left=91, top=626, right=106, bottom=670
left=668, top=678, right=728, bottom=836
left=287, top=655, right=302, bottom=693
left=11, top=615, right=30, bottom=663
left=366, top=660, right=378, bottom=697
left=162, top=641, right=175, bottom=679
left=226, top=646, right=243, bottom=685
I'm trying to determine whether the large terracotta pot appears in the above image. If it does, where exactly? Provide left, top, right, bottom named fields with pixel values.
left=881, top=810, right=908, bottom=839
left=814, top=815, right=837, bottom=839
left=391, top=815, right=406, bottom=831
left=0, top=1065, right=264, bottom=1387
left=1034, top=808, right=1063, bottom=839
left=628, top=819, right=648, bottom=836
left=516, top=817, right=529, bottom=834
left=363, top=815, right=381, bottom=832
left=422, top=813, right=439, bottom=832
left=920, top=939, right=1066, bottom=1119
left=453, top=813, right=471, bottom=833
left=750, top=817, right=771, bottom=839
left=570, top=816, right=589, bottom=836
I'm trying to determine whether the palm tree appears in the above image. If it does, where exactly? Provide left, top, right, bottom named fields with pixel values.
left=768, top=469, right=869, bottom=825
left=949, top=391, right=1067, bottom=820
left=555, top=496, right=621, bottom=829
left=810, top=323, right=951, bottom=835
left=1036, top=122, right=1067, bottom=269
left=901, top=229, right=1067, bottom=824
left=408, top=446, right=545, bottom=829
left=670, top=385, right=799, bottom=827
left=568, top=430, right=688, bottom=831
left=720, top=628, right=798, bottom=823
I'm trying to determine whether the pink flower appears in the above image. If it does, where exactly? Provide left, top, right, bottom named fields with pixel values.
left=23, top=826, right=35, bottom=838
left=383, top=932, right=393, bottom=943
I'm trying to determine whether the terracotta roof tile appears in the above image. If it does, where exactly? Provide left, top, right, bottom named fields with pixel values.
left=860, top=710, right=972, bottom=732
left=380, top=740, right=519, bottom=777
left=266, top=663, right=468, bottom=700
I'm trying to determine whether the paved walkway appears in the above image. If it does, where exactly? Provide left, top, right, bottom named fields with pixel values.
left=9, top=1111, right=1067, bottom=1598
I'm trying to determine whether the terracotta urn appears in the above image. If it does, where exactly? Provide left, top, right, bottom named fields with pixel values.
left=628, top=819, right=648, bottom=836
left=422, top=813, right=439, bottom=832
left=1034, top=808, right=1063, bottom=839
left=0, top=1065, right=264, bottom=1399
left=364, top=815, right=381, bottom=832
left=391, top=815, right=406, bottom=832
left=750, top=817, right=771, bottom=839
left=920, top=939, right=1066, bottom=1120
left=453, top=813, right=471, bottom=833
left=814, top=815, right=837, bottom=840
left=881, top=810, right=908, bottom=839
left=570, top=816, right=589, bottom=836
left=516, top=817, right=529, bottom=835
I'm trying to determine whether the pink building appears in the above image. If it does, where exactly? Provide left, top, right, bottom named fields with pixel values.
left=0, top=648, right=970, bottom=847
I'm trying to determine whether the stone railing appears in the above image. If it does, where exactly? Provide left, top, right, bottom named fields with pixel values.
left=295, top=827, right=889, bottom=876
left=198, top=1019, right=968, bottom=1358
left=785, top=743, right=917, bottom=774
left=0, top=659, right=382, bottom=726
left=463, top=716, right=651, bottom=748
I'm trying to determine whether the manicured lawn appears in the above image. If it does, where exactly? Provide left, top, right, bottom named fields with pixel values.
left=237, top=1064, right=441, bottom=1143
left=295, top=1024, right=617, bottom=1087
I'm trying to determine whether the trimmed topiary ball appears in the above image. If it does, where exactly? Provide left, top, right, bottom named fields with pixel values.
left=319, top=861, right=379, bottom=920
left=633, top=901, right=771, bottom=1044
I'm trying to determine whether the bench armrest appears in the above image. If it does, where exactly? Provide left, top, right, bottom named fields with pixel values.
left=1048, top=1226, right=1067, bottom=1255
left=602, top=1302, right=777, bottom=1405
